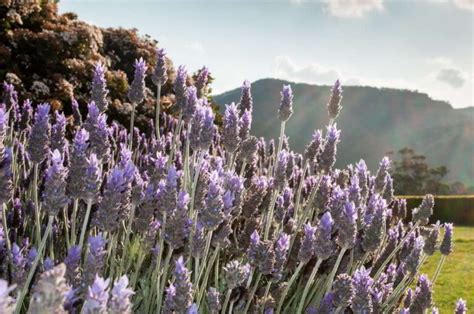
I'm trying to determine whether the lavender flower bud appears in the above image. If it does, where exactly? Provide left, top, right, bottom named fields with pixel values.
left=173, top=257, right=193, bottom=312
left=152, top=48, right=168, bottom=87
left=42, top=150, right=69, bottom=216
left=71, top=98, right=82, bottom=126
left=51, top=111, right=67, bottom=154
left=109, top=275, right=134, bottom=314
left=327, top=80, right=343, bottom=120
left=374, top=157, right=390, bottom=193
left=239, top=80, right=253, bottom=113
left=224, top=260, right=251, bottom=289
left=239, top=109, right=252, bottom=142
left=163, top=283, right=177, bottom=313
left=10, top=243, right=27, bottom=287
left=255, top=240, right=276, bottom=275
left=19, top=99, right=33, bottom=130
left=383, top=174, right=394, bottom=204
left=247, top=230, right=260, bottom=265
left=404, top=288, right=413, bottom=308
left=362, top=197, right=387, bottom=253
left=190, top=221, right=206, bottom=258
left=128, top=58, right=147, bottom=104
left=0, top=147, right=13, bottom=205
left=67, top=129, right=89, bottom=198
left=82, top=153, right=102, bottom=202
left=404, top=236, right=424, bottom=274
left=2, top=82, right=18, bottom=111
left=332, top=273, right=354, bottom=308
left=409, top=275, right=432, bottom=313
left=83, top=275, right=110, bottom=314
left=412, top=194, right=434, bottom=225
left=190, top=105, right=215, bottom=151
left=336, top=202, right=357, bottom=248
left=278, top=85, right=293, bottom=122
left=64, top=245, right=81, bottom=286
left=314, top=212, right=335, bottom=260
left=393, top=198, right=407, bottom=220
left=273, top=233, right=290, bottom=279
left=319, top=124, right=341, bottom=173
left=440, top=223, right=453, bottom=256
left=91, top=62, right=109, bottom=112
left=275, top=150, right=289, bottom=190
left=222, top=103, right=241, bottom=153
left=83, top=235, right=107, bottom=288
left=423, top=222, right=440, bottom=256
left=239, top=136, right=258, bottom=164
left=183, top=86, right=198, bottom=124
left=207, top=287, right=221, bottom=313
left=84, top=101, right=110, bottom=161
left=351, top=267, right=373, bottom=314
left=28, top=263, right=70, bottom=314
left=304, top=129, right=322, bottom=163
left=0, top=279, right=15, bottom=314
left=27, top=103, right=50, bottom=164
left=174, top=65, right=188, bottom=111
left=164, top=191, right=190, bottom=249
left=201, top=171, right=224, bottom=230
left=195, top=66, right=209, bottom=98
left=318, top=292, right=335, bottom=314
left=455, top=298, right=467, bottom=314
left=298, top=223, right=316, bottom=263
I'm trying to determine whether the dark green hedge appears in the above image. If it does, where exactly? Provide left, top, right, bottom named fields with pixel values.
left=400, top=196, right=474, bottom=226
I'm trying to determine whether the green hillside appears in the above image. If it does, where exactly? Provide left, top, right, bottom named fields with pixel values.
left=214, top=78, right=474, bottom=186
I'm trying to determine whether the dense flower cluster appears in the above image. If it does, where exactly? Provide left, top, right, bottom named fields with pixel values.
left=0, top=57, right=462, bottom=313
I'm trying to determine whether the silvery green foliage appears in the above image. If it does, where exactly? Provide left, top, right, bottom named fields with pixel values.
left=28, top=263, right=70, bottom=314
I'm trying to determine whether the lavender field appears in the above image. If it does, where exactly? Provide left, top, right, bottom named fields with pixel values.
left=1, top=1, right=472, bottom=313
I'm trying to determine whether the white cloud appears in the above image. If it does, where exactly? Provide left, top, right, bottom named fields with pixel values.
left=325, top=0, right=384, bottom=18
left=436, top=68, right=467, bottom=88
left=274, top=56, right=340, bottom=84
left=184, top=41, right=206, bottom=55
left=453, top=0, right=474, bottom=11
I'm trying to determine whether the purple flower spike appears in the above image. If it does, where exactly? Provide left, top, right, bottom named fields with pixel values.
left=440, top=223, right=453, bottom=256
left=222, top=102, right=241, bottom=153
left=0, top=278, right=16, bottom=312
left=278, top=85, right=294, bottom=122
left=42, top=150, right=69, bottom=216
left=455, top=298, right=467, bottom=314
left=409, top=275, right=432, bottom=313
left=315, top=212, right=335, bottom=260
left=319, top=124, right=341, bottom=173
left=109, top=275, right=134, bottom=313
left=0, top=146, right=13, bottom=206
left=51, top=111, right=67, bottom=154
left=174, top=65, right=188, bottom=111
left=195, top=66, right=209, bottom=98
left=351, top=267, right=373, bottom=314
left=67, top=129, right=89, bottom=199
left=82, top=153, right=102, bottom=202
left=337, top=201, right=357, bottom=248
left=274, top=233, right=290, bottom=278
left=128, top=58, right=147, bottom=104
left=84, top=101, right=110, bottom=161
left=298, top=223, right=316, bottom=263
left=83, top=275, right=110, bottom=314
left=152, top=48, right=168, bottom=87
left=27, top=103, right=50, bottom=164
left=412, top=194, right=434, bottom=225
left=91, top=62, right=109, bottom=112
left=239, top=109, right=252, bottom=142
left=327, top=80, right=343, bottom=120
left=239, top=80, right=253, bottom=114
left=374, top=156, right=390, bottom=193
left=173, top=256, right=193, bottom=312
left=183, top=86, right=198, bottom=124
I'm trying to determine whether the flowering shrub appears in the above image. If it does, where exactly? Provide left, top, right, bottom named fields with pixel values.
left=0, top=53, right=464, bottom=314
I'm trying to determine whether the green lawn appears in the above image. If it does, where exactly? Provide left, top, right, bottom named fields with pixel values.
left=420, top=226, right=474, bottom=312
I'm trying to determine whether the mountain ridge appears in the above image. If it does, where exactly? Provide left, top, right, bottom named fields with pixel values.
left=213, top=78, right=474, bottom=186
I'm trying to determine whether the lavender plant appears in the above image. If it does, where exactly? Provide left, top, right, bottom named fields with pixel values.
left=0, top=58, right=463, bottom=314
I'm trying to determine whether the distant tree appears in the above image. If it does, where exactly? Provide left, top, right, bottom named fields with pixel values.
left=388, top=147, right=451, bottom=195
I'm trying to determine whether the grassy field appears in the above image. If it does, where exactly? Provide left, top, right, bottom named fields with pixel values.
left=420, top=226, right=474, bottom=312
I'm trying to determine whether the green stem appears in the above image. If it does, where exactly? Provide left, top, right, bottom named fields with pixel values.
left=324, top=247, right=347, bottom=295
left=15, top=215, right=54, bottom=313
left=70, top=198, right=79, bottom=245
left=33, top=163, right=41, bottom=245
left=1, top=203, right=11, bottom=252
left=221, top=289, right=232, bottom=314
left=155, top=84, right=162, bottom=140
left=197, top=244, right=220, bottom=306
left=157, top=248, right=173, bottom=313
left=129, top=101, right=137, bottom=150
left=78, top=199, right=93, bottom=249
left=297, top=259, right=322, bottom=314
left=432, top=255, right=446, bottom=286
left=119, top=204, right=136, bottom=276
left=276, top=262, right=305, bottom=314
left=243, top=272, right=262, bottom=314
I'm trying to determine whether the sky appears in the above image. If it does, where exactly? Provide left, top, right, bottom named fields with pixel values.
left=59, top=0, right=474, bottom=108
